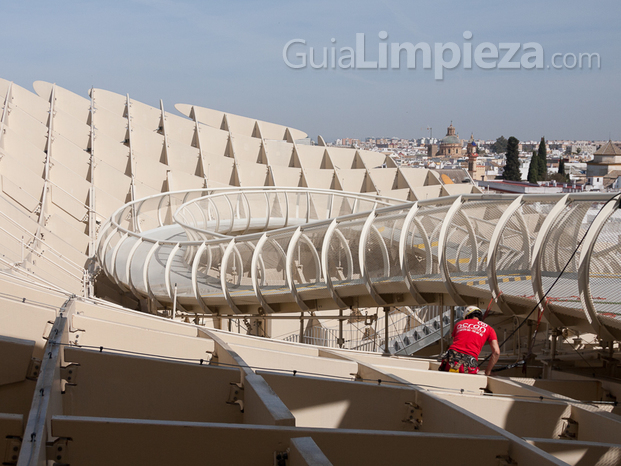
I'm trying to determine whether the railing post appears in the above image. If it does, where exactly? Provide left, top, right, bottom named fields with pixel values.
left=440, top=305, right=444, bottom=354
left=450, top=306, right=455, bottom=335
left=338, top=308, right=344, bottom=348
left=299, top=312, right=304, bottom=344
left=172, top=283, right=178, bottom=319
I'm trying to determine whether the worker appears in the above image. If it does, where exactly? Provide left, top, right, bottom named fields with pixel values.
left=439, top=305, right=500, bottom=376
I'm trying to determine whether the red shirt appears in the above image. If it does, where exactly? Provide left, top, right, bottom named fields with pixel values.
left=449, top=319, right=497, bottom=358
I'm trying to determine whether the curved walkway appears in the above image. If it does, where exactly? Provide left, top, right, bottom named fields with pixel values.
left=97, top=187, right=621, bottom=340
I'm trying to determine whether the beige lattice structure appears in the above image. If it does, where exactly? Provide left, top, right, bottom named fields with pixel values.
left=0, top=79, right=620, bottom=465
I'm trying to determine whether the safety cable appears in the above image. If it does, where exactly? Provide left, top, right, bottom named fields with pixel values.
left=479, top=193, right=620, bottom=370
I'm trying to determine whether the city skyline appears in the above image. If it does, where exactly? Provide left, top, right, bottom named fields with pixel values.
left=1, top=1, right=619, bottom=143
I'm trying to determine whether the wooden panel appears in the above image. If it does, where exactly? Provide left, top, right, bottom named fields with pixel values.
left=0, top=335, right=35, bottom=386
left=230, top=134, right=262, bottom=165
left=0, top=147, right=46, bottom=211
left=51, top=416, right=512, bottom=466
left=0, top=413, right=23, bottom=462
left=51, top=135, right=91, bottom=180
left=227, top=343, right=357, bottom=379
left=438, top=392, right=570, bottom=439
left=33, top=81, right=90, bottom=124
left=70, top=314, right=215, bottom=359
left=10, top=83, right=50, bottom=126
left=63, top=348, right=243, bottom=424
left=51, top=108, right=91, bottom=149
left=0, top=299, right=58, bottom=358
left=1, top=125, right=46, bottom=175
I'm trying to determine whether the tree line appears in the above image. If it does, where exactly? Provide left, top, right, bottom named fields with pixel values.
left=497, top=135, right=567, bottom=183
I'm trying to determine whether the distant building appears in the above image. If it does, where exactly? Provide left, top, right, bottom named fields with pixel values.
left=437, top=123, right=462, bottom=157
left=586, top=140, right=621, bottom=188
left=478, top=180, right=566, bottom=194
left=466, top=134, right=486, bottom=181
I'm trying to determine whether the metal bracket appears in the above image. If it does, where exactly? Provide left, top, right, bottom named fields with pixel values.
left=27, top=358, right=42, bottom=380
left=46, top=437, right=69, bottom=464
left=3, top=436, right=21, bottom=465
left=226, top=382, right=244, bottom=412
left=560, top=417, right=579, bottom=439
left=60, top=363, right=79, bottom=385
left=496, top=454, right=517, bottom=466
left=402, top=402, right=423, bottom=430
left=273, top=449, right=289, bottom=466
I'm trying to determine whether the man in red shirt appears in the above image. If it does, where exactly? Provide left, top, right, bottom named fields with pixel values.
left=439, top=305, right=500, bottom=376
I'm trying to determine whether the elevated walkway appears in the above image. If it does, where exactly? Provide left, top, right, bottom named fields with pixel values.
left=97, top=187, right=621, bottom=342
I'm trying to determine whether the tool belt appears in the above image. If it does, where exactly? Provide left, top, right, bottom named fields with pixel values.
left=439, top=349, right=479, bottom=374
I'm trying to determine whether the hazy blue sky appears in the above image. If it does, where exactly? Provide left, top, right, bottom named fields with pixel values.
left=2, top=0, right=619, bottom=142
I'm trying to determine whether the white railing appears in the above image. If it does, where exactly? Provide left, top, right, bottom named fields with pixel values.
left=96, top=188, right=621, bottom=340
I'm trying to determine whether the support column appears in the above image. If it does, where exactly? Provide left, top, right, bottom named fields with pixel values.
left=383, top=306, right=390, bottom=356
left=338, top=308, right=344, bottom=348
left=299, top=312, right=304, bottom=344
left=450, top=306, right=455, bottom=335
left=440, top=305, right=444, bottom=354
left=545, top=328, right=559, bottom=379
left=607, top=341, right=616, bottom=377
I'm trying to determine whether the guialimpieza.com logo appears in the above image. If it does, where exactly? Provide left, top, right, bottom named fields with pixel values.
left=283, top=31, right=601, bottom=80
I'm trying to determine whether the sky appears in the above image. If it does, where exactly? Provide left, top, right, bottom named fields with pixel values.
left=1, top=0, right=619, bottom=143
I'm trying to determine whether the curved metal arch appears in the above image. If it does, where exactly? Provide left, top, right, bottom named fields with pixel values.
left=428, top=217, right=445, bottom=275
left=285, top=226, right=323, bottom=312
left=95, top=220, right=114, bottom=261
left=285, top=227, right=309, bottom=312
left=398, top=202, right=427, bottom=304
left=410, top=217, right=434, bottom=275
left=191, top=242, right=214, bottom=314
left=125, top=237, right=144, bottom=297
left=98, top=225, right=119, bottom=276
left=220, top=238, right=243, bottom=314
left=359, top=210, right=386, bottom=305
left=446, top=206, right=479, bottom=275
left=359, top=210, right=393, bottom=306
left=157, top=194, right=169, bottom=227
left=320, top=219, right=349, bottom=309
left=486, top=196, right=524, bottom=314
left=223, top=193, right=235, bottom=235
left=263, top=191, right=271, bottom=231
left=578, top=195, right=620, bottom=339
left=332, top=228, right=354, bottom=280
left=196, top=197, right=209, bottom=231
left=530, top=195, right=570, bottom=327
left=437, top=196, right=467, bottom=306
left=134, top=199, right=146, bottom=233
left=251, top=233, right=290, bottom=314
left=456, top=205, right=480, bottom=273
left=164, top=243, right=182, bottom=301
left=143, top=241, right=166, bottom=310
left=283, top=191, right=290, bottom=228
left=241, top=192, right=252, bottom=235
left=110, top=232, right=130, bottom=292
left=453, top=234, right=471, bottom=274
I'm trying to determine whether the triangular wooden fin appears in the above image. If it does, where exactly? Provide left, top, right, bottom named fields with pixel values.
left=284, top=128, right=294, bottom=143
left=321, top=150, right=334, bottom=170
left=220, top=114, right=229, bottom=131
left=257, top=142, right=268, bottom=164
left=252, top=121, right=263, bottom=139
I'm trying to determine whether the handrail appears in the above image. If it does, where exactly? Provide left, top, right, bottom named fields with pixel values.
left=96, top=188, right=621, bottom=339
